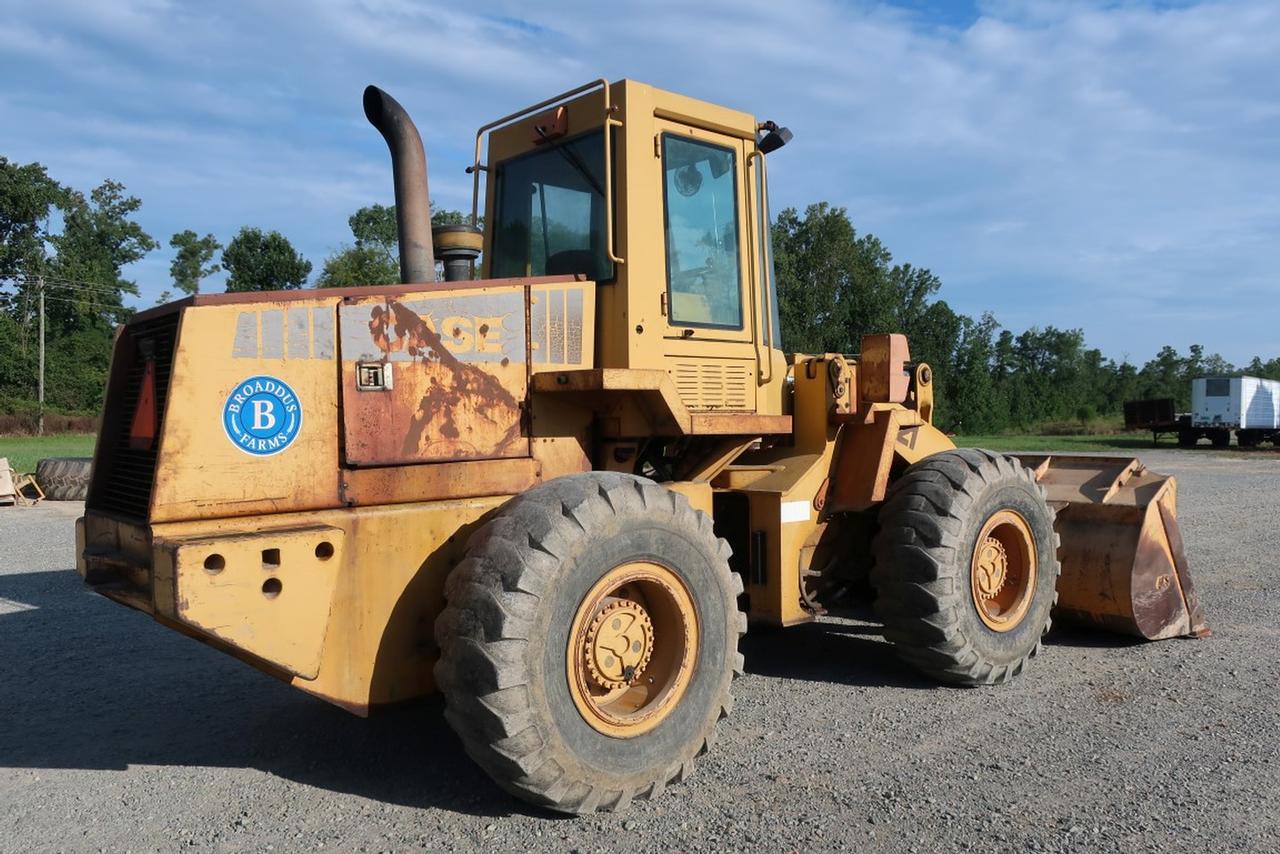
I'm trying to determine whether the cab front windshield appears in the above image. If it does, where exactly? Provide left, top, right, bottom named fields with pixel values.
left=490, top=130, right=614, bottom=282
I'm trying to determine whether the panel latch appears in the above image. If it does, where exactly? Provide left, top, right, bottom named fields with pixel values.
left=356, top=362, right=393, bottom=391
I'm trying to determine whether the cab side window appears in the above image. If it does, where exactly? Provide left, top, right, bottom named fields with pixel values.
left=662, top=135, right=743, bottom=329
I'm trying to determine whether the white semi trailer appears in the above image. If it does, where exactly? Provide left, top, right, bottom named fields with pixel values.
left=1180, top=376, right=1280, bottom=447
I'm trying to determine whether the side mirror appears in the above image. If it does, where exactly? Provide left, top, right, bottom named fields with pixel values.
left=758, top=126, right=793, bottom=154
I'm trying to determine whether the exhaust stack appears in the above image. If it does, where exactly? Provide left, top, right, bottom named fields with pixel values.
left=363, top=85, right=436, bottom=284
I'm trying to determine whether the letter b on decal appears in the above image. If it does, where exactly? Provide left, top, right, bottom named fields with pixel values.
left=252, top=399, right=277, bottom=431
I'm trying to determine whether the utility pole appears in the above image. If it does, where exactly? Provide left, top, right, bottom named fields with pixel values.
left=37, top=276, right=45, bottom=437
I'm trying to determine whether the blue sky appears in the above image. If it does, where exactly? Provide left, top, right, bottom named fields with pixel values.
left=2, top=0, right=1276, bottom=365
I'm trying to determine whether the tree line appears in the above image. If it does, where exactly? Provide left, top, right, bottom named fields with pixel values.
left=2, top=157, right=1276, bottom=432
left=0, top=157, right=462, bottom=418
left=773, top=202, right=1279, bottom=432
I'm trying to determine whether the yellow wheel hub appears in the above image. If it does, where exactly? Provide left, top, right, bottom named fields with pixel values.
left=567, top=561, right=698, bottom=738
left=584, top=599, right=654, bottom=690
left=974, top=537, right=1009, bottom=600
left=970, top=510, right=1037, bottom=632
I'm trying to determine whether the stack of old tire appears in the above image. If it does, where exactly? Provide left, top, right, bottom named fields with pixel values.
left=35, top=457, right=92, bottom=500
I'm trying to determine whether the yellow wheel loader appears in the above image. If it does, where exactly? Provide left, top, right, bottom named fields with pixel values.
left=77, top=79, right=1207, bottom=814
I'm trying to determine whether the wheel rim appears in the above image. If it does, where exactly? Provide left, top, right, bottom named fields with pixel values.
left=567, top=561, right=698, bottom=738
left=970, top=510, right=1037, bottom=632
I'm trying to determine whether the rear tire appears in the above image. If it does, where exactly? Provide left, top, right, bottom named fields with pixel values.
left=35, top=457, right=92, bottom=500
left=871, top=449, right=1060, bottom=686
left=434, top=472, right=745, bottom=814
left=1210, top=430, right=1230, bottom=448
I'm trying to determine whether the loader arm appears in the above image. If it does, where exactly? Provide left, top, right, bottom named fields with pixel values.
left=733, top=336, right=1207, bottom=642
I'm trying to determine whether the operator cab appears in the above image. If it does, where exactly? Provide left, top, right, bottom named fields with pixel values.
left=477, top=79, right=790, bottom=415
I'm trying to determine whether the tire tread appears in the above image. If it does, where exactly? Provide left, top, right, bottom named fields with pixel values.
left=871, top=449, right=1061, bottom=686
left=434, top=472, right=745, bottom=814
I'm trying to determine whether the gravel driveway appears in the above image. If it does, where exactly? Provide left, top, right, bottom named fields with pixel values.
left=1, top=449, right=1276, bottom=852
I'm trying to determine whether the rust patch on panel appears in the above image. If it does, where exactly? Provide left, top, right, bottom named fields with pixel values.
left=359, top=300, right=523, bottom=461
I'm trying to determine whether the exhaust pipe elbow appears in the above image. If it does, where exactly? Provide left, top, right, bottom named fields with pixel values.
left=363, top=85, right=436, bottom=284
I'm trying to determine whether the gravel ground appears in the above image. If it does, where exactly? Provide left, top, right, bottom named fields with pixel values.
left=1, top=449, right=1277, bottom=852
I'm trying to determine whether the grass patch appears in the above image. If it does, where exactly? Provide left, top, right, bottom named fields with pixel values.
left=0, top=433, right=97, bottom=473
left=954, top=432, right=1160, bottom=453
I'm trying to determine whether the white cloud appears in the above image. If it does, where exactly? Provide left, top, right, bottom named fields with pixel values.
left=1, top=0, right=1276, bottom=363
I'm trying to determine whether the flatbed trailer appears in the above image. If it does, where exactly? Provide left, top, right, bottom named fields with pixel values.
left=1123, top=398, right=1188, bottom=447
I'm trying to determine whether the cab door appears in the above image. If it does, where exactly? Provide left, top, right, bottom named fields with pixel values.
left=654, top=120, right=759, bottom=413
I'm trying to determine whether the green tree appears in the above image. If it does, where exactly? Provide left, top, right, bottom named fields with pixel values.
left=0, top=312, right=37, bottom=406
left=0, top=158, right=64, bottom=285
left=318, top=202, right=474, bottom=287
left=947, top=313, right=1004, bottom=433
left=3, top=169, right=154, bottom=334
left=1, top=169, right=154, bottom=412
left=350, top=202, right=399, bottom=250
left=433, top=207, right=473, bottom=226
left=169, top=230, right=222, bottom=295
left=1245, top=356, right=1280, bottom=381
left=1137, top=345, right=1188, bottom=407
left=46, top=179, right=158, bottom=333
left=900, top=298, right=962, bottom=426
left=772, top=202, right=984, bottom=429
left=773, top=202, right=895, bottom=354
left=768, top=201, right=1190, bottom=433
left=43, top=327, right=114, bottom=410
left=1200, top=352, right=1235, bottom=377
left=222, top=227, right=312, bottom=292
left=317, top=245, right=398, bottom=288
left=318, top=204, right=398, bottom=288
left=0, top=158, right=64, bottom=379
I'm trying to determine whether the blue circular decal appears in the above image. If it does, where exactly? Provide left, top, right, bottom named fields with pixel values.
left=222, top=375, right=303, bottom=456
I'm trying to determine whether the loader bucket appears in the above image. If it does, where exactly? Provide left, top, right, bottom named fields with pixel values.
left=1013, top=455, right=1209, bottom=641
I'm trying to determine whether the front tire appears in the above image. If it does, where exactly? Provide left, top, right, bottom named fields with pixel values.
left=871, top=449, right=1060, bottom=686
left=434, top=473, right=745, bottom=814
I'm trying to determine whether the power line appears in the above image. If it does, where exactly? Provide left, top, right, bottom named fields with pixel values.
left=6, top=273, right=125, bottom=294
left=5, top=272, right=153, bottom=297
left=13, top=292, right=121, bottom=307
left=0, top=289, right=131, bottom=309
left=3, top=281, right=136, bottom=300
left=1, top=290, right=120, bottom=305
left=45, top=282, right=133, bottom=297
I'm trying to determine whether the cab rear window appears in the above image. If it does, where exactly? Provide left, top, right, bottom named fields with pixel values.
left=490, top=130, right=614, bottom=282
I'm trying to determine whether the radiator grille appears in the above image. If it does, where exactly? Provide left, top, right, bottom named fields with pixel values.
left=673, top=361, right=752, bottom=410
left=87, top=311, right=180, bottom=520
